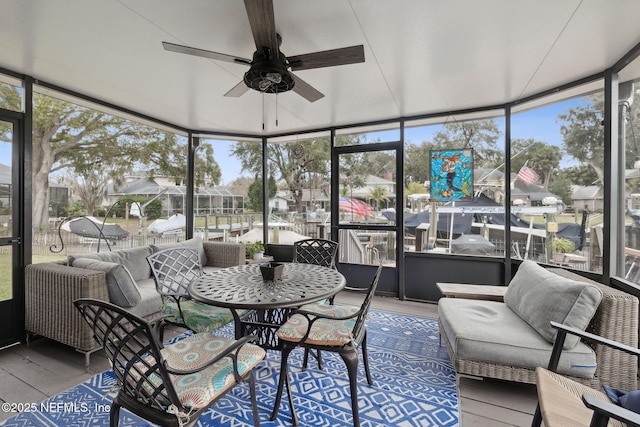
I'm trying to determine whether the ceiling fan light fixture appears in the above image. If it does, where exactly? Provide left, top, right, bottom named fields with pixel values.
left=244, top=52, right=294, bottom=94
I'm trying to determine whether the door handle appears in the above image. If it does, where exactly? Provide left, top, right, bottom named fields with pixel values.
left=0, top=237, right=21, bottom=245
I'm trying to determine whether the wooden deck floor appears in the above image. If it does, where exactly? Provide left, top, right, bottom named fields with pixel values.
left=0, top=294, right=538, bottom=426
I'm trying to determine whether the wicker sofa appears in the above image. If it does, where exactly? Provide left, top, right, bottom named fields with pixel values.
left=25, top=238, right=245, bottom=366
left=438, top=261, right=639, bottom=392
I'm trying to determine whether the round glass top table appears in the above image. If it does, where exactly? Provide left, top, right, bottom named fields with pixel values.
left=189, top=262, right=346, bottom=349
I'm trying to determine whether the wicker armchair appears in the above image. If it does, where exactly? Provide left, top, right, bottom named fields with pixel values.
left=439, top=268, right=639, bottom=392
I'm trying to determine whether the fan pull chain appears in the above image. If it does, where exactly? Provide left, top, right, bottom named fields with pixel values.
left=262, top=92, right=265, bottom=131
left=276, top=92, right=279, bottom=127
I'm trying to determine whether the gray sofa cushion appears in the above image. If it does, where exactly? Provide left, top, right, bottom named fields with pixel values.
left=151, top=237, right=206, bottom=266
left=69, top=246, right=154, bottom=281
left=438, top=298, right=597, bottom=379
left=71, top=258, right=141, bottom=308
left=128, top=278, right=163, bottom=318
left=505, top=260, right=603, bottom=349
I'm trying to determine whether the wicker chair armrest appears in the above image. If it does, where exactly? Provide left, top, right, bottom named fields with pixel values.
left=25, top=262, right=109, bottom=351
left=203, top=241, right=245, bottom=268
left=582, top=394, right=640, bottom=427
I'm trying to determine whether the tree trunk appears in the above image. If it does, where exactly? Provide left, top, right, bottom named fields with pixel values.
left=31, top=134, right=57, bottom=230
left=32, top=170, right=51, bottom=230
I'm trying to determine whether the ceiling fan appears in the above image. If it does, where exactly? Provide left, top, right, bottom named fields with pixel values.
left=162, top=0, right=365, bottom=103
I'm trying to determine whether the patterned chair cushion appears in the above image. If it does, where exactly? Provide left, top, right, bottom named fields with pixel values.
left=277, top=304, right=359, bottom=346
left=137, top=333, right=266, bottom=410
left=162, top=300, right=249, bottom=333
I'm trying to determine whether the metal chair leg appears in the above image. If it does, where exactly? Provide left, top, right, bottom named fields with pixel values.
left=109, top=400, right=121, bottom=427
left=340, top=350, right=362, bottom=427
left=302, top=348, right=323, bottom=371
left=361, top=334, right=373, bottom=385
left=248, top=372, right=261, bottom=427
left=531, top=404, right=542, bottom=427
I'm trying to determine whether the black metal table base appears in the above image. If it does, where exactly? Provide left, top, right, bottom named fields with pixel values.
left=232, top=308, right=290, bottom=350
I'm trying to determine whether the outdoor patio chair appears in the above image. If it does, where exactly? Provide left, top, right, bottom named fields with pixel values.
left=147, top=247, right=247, bottom=337
left=293, top=238, right=339, bottom=271
left=293, top=238, right=340, bottom=369
left=532, top=321, right=640, bottom=427
left=270, top=262, right=383, bottom=427
left=73, top=298, right=265, bottom=427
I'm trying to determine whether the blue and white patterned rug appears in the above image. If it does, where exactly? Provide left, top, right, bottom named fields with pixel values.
left=1, top=310, right=458, bottom=426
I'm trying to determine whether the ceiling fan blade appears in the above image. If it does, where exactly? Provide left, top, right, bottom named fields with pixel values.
left=288, top=45, right=365, bottom=71
left=243, top=0, right=278, bottom=55
left=291, top=74, right=324, bottom=103
left=224, top=81, right=251, bottom=97
left=163, top=42, right=251, bottom=65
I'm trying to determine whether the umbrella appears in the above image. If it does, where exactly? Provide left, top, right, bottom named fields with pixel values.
left=62, top=216, right=129, bottom=240
left=339, top=197, right=373, bottom=217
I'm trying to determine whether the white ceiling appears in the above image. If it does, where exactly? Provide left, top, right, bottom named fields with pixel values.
left=2, top=0, right=640, bottom=136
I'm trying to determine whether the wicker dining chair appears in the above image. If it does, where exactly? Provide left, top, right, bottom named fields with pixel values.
left=73, top=298, right=265, bottom=427
left=270, top=262, right=384, bottom=427
left=147, top=247, right=247, bottom=337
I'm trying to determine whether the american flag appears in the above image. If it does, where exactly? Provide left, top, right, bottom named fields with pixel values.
left=339, top=197, right=373, bottom=217
left=516, top=165, right=538, bottom=185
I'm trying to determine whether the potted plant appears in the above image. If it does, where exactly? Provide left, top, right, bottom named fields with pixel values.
left=551, top=237, right=576, bottom=263
left=552, top=237, right=575, bottom=254
left=246, top=241, right=265, bottom=260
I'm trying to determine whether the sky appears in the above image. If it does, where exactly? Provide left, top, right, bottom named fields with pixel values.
left=0, top=97, right=585, bottom=184
left=208, top=98, right=585, bottom=184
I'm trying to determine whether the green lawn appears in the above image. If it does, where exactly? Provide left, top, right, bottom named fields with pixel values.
left=0, top=253, right=67, bottom=301
left=0, top=253, right=11, bottom=301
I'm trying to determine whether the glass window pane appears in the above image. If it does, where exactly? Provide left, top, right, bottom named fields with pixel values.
left=0, top=74, right=23, bottom=113
left=0, top=246, right=11, bottom=301
left=511, top=82, right=604, bottom=271
left=405, top=113, right=505, bottom=257
left=339, top=150, right=395, bottom=225
left=0, top=121, right=12, bottom=301
left=339, top=229, right=396, bottom=266
left=31, top=90, right=188, bottom=260
left=264, top=134, right=331, bottom=245
left=620, top=54, right=640, bottom=284
left=335, top=123, right=400, bottom=146
left=194, top=138, right=254, bottom=242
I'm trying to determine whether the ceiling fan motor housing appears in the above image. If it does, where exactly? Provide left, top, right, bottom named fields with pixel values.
left=244, top=50, right=295, bottom=93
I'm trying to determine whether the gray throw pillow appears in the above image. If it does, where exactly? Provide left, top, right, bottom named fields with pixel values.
left=151, top=237, right=207, bottom=266
left=505, top=260, right=603, bottom=349
left=69, top=246, right=153, bottom=281
left=71, top=258, right=141, bottom=308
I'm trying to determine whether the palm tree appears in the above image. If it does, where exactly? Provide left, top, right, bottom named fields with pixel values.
left=367, top=186, right=389, bottom=211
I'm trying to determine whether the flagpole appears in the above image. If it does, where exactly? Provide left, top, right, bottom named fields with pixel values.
left=449, top=200, right=455, bottom=253
left=477, top=140, right=537, bottom=183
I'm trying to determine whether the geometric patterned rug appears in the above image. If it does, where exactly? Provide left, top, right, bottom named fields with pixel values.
left=0, top=310, right=458, bottom=426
